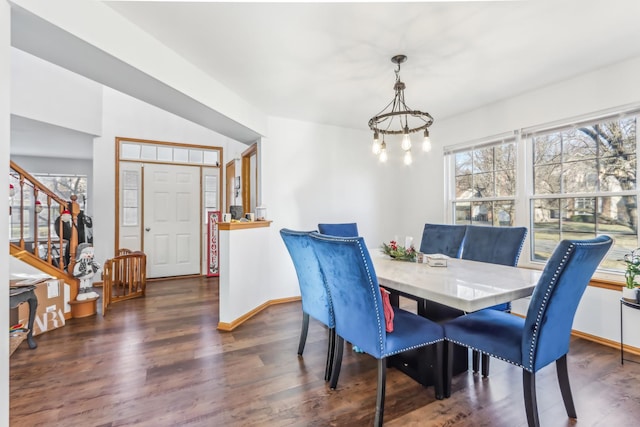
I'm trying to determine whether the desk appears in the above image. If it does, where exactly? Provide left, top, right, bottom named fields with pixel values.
left=372, top=255, right=541, bottom=385
left=9, top=286, right=38, bottom=350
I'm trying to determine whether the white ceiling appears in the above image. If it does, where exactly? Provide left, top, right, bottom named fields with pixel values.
left=101, top=0, right=640, bottom=133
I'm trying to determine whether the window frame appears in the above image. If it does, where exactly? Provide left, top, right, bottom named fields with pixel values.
left=445, top=106, right=640, bottom=282
left=526, top=114, right=638, bottom=271
left=446, top=133, right=518, bottom=228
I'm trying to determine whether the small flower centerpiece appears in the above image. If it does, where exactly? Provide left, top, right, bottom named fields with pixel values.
left=622, top=248, right=640, bottom=302
left=381, top=240, right=417, bottom=262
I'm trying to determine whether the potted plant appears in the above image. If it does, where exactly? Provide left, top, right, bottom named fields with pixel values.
left=622, top=248, right=640, bottom=302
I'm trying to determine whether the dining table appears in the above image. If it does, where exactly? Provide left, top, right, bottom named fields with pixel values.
left=371, top=252, right=542, bottom=386
left=372, top=254, right=542, bottom=313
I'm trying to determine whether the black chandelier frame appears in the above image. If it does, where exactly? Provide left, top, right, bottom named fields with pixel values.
left=368, top=55, right=434, bottom=137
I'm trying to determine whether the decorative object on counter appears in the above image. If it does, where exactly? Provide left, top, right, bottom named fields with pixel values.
left=368, top=54, right=434, bottom=165
left=256, top=206, right=267, bottom=221
left=381, top=240, right=416, bottom=262
left=230, top=205, right=243, bottom=220
left=622, top=248, right=640, bottom=302
left=426, top=254, right=449, bottom=267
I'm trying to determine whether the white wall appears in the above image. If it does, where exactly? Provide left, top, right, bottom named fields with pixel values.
left=262, top=116, right=395, bottom=299
left=1, top=2, right=10, bottom=424
left=402, top=55, right=640, bottom=348
left=11, top=0, right=266, bottom=140
left=94, top=87, right=247, bottom=265
left=10, top=48, right=102, bottom=136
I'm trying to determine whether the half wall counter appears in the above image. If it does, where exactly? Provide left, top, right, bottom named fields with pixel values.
left=217, top=221, right=275, bottom=331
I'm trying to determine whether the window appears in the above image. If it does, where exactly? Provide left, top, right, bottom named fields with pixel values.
left=448, top=137, right=517, bottom=227
left=32, top=173, right=88, bottom=206
left=10, top=173, right=88, bottom=240
left=122, top=170, right=139, bottom=227
left=446, top=108, right=639, bottom=275
left=529, top=116, right=637, bottom=269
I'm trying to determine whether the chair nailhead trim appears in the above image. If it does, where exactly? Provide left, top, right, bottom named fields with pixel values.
left=527, top=244, right=573, bottom=370
left=526, top=237, right=610, bottom=371
left=386, top=338, right=444, bottom=357
left=445, top=338, right=530, bottom=372
left=321, top=235, right=444, bottom=357
left=356, top=239, right=385, bottom=355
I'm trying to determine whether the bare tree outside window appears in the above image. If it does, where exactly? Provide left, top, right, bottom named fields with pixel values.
left=453, top=141, right=516, bottom=227
left=531, top=117, right=637, bottom=269
left=33, top=174, right=88, bottom=237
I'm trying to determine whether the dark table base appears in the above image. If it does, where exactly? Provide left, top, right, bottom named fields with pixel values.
left=388, top=292, right=467, bottom=386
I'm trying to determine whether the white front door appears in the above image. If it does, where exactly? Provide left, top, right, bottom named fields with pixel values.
left=144, top=163, right=200, bottom=278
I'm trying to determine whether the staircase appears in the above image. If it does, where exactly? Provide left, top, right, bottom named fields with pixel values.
left=9, top=160, right=80, bottom=305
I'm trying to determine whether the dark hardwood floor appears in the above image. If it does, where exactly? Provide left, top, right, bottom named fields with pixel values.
left=10, top=277, right=640, bottom=426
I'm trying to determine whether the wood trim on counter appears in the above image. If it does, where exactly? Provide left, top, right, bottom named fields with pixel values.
left=218, top=220, right=272, bottom=231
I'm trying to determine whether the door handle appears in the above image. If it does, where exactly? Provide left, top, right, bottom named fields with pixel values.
left=145, top=227, right=150, bottom=232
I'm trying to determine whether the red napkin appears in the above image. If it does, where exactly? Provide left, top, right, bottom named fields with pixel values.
left=380, top=287, right=394, bottom=333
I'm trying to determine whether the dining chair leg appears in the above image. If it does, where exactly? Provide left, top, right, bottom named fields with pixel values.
left=481, top=354, right=490, bottom=377
left=523, top=370, right=540, bottom=427
left=433, top=341, right=444, bottom=400
left=374, top=358, right=387, bottom=427
left=330, top=335, right=345, bottom=390
left=324, top=328, right=336, bottom=381
left=556, top=355, right=577, bottom=418
left=472, top=350, right=480, bottom=373
left=298, top=312, right=310, bottom=355
left=444, top=341, right=454, bottom=398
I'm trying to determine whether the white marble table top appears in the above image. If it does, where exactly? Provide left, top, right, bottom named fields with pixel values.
left=371, top=253, right=542, bottom=313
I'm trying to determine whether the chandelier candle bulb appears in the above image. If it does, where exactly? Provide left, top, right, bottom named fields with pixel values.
left=379, top=141, right=388, bottom=162
left=422, top=130, right=432, bottom=152
left=401, top=130, right=412, bottom=151
left=368, top=54, right=433, bottom=164
left=372, top=132, right=381, bottom=154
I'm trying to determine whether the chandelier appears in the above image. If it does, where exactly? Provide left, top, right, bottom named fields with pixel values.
left=368, top=55, right=433, bottom=165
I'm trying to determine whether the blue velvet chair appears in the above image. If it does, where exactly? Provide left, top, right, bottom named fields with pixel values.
left=280, top=228, right=336, bottom=382
left=308, top=232, right=445, bottom=427
left=318, top=222, right=359, bottom=237
left=318, top=222, right=365, bottom=353
left=419, top=223, right=467, bottom=258
left=460, top=224, right=528, bottom=375
left=460, top=225, right=527, bottom=267
left=443, top=235, right=613, bottom=427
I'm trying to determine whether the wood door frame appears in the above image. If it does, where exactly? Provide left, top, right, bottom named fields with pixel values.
left=241, top=143, right=258, bottom=215
left=225, top=159, right=235, bottom=215
left=115, top=137, right=223, bottom=276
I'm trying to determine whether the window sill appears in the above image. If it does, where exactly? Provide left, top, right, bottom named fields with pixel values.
left=519, top=262, right=624, bottom=292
